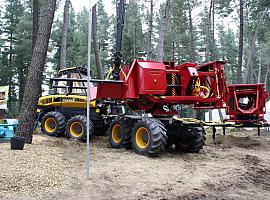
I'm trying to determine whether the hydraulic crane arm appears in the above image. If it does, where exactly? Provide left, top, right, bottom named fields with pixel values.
left=113, top=0, right=125, bottom=80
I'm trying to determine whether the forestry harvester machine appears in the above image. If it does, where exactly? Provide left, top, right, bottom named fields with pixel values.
left=37, top=0, right=268, bottom=157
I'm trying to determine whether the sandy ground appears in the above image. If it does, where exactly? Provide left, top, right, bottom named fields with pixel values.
left=1, top=129, right=270, bottom=200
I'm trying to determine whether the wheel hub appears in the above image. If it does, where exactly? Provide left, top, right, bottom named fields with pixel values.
left=45, top=118, right=57, bottom=133
left=136, top=127, right=149, bottom=149
left=70, top=122, right=83, bottom=137
left=112, top=124, right=122, bottom=144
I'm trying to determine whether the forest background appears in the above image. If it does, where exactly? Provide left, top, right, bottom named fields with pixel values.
left=0, top=0, right=269, bottom=116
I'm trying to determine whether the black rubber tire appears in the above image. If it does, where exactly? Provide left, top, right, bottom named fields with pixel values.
left=131, top=118, right=167, bottom=157
left=121, top=118, right=135, bottom=149
left=107, top=119, right=133, bottom=149
left=66, top=115, right=93, bottom=141
left=41, top=111, right=66, bottom=136
left=174, top=126, right=205, bottom=153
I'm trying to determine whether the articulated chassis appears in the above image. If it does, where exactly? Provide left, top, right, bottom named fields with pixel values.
left=41, top=61, right=268, bottom=157
left=103, top=113, right=206, bottom=156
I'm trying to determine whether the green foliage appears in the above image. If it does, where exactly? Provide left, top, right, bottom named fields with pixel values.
left=0, top=0, right=29, bottom=114
left=0, top=0, right=269, bottom=116
left=216, top=24, right=238, bottom=84
left=50, top=1, right=112, bottom=78
left=163, top=0, right=192, bottom=63
left=121, top=0, right=145, bottom=63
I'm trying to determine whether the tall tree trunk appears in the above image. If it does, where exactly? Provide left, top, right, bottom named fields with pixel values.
left=265, top=64, right=270, bottom=88
left=188, top=0, right=195, bottom=62
left=212, top=0, right=216, bottom=60
left=15, top=0, right=57, bottom=144
left=206, top=1, right=213, bottom=119
left=60, top=0, right=70, bottom=69
left=133, top=20, right=137, bottom=59
left=212, top=0, right=223, bottom=120
left=188, top=0, right=196, bottom=118
left=257, top=46, right=262, bottom=83
left=243, top=10, right=266, bottom=83
left=18, top=65, right=26, bottom=110
left=32, top=0, right=41, bottom=99
left=206, top=0, right=213, bottom=62
left=146, top=0, right=154, bottom=60
left=92, top=4, right=104, bottom=79
left=157, top=0, right=170, bottom=62
left=8, top=27, right=13, bottom=111
left=32, top=0, right=40, bottom=53
left=237, top=0, right=244, bottom=84
left=257, top=64, right=262, bottom=84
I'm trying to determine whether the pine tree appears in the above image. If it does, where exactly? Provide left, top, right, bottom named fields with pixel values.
left=97, top=1, right=111, bottom=73
left=121, top=0, right=145, bottom=63
left=157, top=0, right=170, bottom=62
left=217, top=24, right=238, bottom=84
left=237, top=0, right=244, bottom=84
left=60, top=0, right=70, bottom=69
left=93, top=4, right=104, bottom=79
left=1, top=0, right=24, bottom=113
left=15, top=0, right=57, bottom=143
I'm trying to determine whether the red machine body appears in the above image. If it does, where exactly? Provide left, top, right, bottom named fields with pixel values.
left=97, top=60, right=226, bottom=114
left=226, top=84, right=268, bottom=124
left=96, top=59, right=268, bottom=123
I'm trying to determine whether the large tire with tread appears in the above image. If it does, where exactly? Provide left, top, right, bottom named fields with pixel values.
left=41, top=111, right=66, bottom=136
left=174, top=126, right=205, bottom=153
left=121, top=118, right=135, bottom=149
left=131, top=118, right=167, bottom=157
left=66, top=115, right=93, bottom=141
left=108, top=118, right=134, bottom=149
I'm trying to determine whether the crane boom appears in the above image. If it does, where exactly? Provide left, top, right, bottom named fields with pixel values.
left=116, top=0, right=125, bottom=52
left=113, top=0, right=125, bottom=80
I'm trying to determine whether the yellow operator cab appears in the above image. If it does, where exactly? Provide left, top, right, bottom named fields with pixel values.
left=37, top=67, right=106, bottom=140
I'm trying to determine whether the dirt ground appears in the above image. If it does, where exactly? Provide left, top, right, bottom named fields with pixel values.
left=1, top=129, right=270, bottom=200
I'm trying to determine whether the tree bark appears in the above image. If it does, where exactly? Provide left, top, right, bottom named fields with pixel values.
left=60, top=0, right=70, bottom=69
left=265, top=64, right=270, bottom=87
left=212, top=0, right=216, bottom=60
left=188, top=0, right=197, bottom=118
left=133, top=20, right=137, bottom=59
left=146, top=0, right=154, bottom=60
left=206, top=1, right=213, bottom=119
left=257, top=46, right=262, bottom=84
left=206, top=0, right=213, bottom=62
left=243, top=10, right=266, bottom=83
left=236, top=0, right=244, bottom=84
left=92, top=4, right=104, bottom=79
left=188, top=0, right=195, bottom=62
left=257, top=64, right=262, bottom=84
left=18, top=65, right=26, bottom=110
left=157, top=0, right=170, bottom=62
left=8, top=21, right=13, bottom=111
left=32, top=0, right=40, bottom=53
left=15, top=0, right=57, bottom=144
left=32, top=0, right=41, bottom=99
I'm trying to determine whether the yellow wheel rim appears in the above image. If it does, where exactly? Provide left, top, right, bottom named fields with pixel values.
left=136, top=127, right=150, bottom=149
left=112, top=124, right=122, bottom=144
left=45, top=118, right=57, bottom=133
left=70, top=122, right=83, bottom=138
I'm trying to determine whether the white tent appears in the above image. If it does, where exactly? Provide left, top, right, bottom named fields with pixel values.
left=264, top=100, right=270, bottom=131
left=265, top=100, right=270, bottom=123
